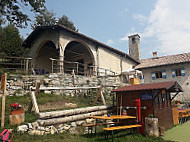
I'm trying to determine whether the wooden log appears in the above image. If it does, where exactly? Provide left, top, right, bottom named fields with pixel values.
left=38, top=110, right=107, bottom=126
left=31, top=86, right=101, bottom=91
left=38, top=105, right=111, bottom=119
left=30, top=91, right=39, bottom=114
left=1, top=73, right=7, bottom=128
left=100, top=91, right=106, bottom=105
left=28, top=83, right=40, bottom=113
left=9, top=113, right=25, bottom=125
left=93, top=85, right=103, bottom=104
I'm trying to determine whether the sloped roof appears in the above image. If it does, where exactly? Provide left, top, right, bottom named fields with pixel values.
left=112, top=81, right=183, bottom=92
left=135, top=52, right=190, bottom=70
left=22, top=25, right=139, bottom=64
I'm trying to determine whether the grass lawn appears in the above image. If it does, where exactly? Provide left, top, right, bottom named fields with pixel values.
left=13, top=132, right=172, bottom=142
left=163, top=121, right=190, bottom=142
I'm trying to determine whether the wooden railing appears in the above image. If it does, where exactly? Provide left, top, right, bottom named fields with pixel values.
left=0, top=56, right=32, bottom=73
left=49, top=58, right=117, bottom=76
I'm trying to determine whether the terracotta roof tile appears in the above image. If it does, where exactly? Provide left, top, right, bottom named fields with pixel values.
left=135, top=52, right=190, bottom=69
left=112, top=81, right=180, bottom=92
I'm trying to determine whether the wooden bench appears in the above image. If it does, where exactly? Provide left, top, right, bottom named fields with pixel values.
left=82, top=122, right=121, bottom=136
left=103, top=124, right=142, bottom=142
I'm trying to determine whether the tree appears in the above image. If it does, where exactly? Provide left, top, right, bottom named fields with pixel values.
left=0, top=0, right=46, bottom=28
left=0, top=24, right=24, bottom=56
left=31, top=10, right=78, bottom=31
left=31, top=9, right=56, bottom=30
left=58, top=15, right=78, bottom=31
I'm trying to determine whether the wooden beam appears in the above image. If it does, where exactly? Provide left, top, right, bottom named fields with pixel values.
left=93, top=85, right=103, bottom=104
left=1, top=73, right=7, bottom=128
left=31, top=86, right=101, bottom=91
left=100, top=91, right=106, bottom=105
left=30, top=91, right=39, bottom=114
left=171, top=92, right=180, bottom=101
left=28, top=83, right=40, bottom=113
left=153, top=90, right=162, bottom=100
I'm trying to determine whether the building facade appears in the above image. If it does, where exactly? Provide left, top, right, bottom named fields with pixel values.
left=22, top=25, right=138, bottom=76
left=135, top=53, right=190, bottom=102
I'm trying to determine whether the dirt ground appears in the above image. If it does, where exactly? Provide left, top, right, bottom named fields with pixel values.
left=38, top=101, right=77, bottom=111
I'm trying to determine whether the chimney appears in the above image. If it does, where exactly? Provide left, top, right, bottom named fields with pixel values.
left=128, top=34, right=141, bottom=61
left=153, top=52, right=157, bottom=58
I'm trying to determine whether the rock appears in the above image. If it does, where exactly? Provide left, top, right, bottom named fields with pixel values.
left=65, top=103, right=77, bottom=108
left=28, top=130, right=44, bottom=135
left=37, top=126, right=45, bottom=131
left=145, top=117, right=159, bottom=137
left=59, top=130, right=65, bottom=134
left=49, top=74, right=58, bottom=78
left=15, top=93, right=24, bottom=96
left=44, top=131, right=50, bottom=135
left=44, top=78, right=51, bottom=84
left=51, top=80, right=60, bottom=86
left=63, top=124, right=70, bottom=130
left=28, top=123, right=32, bottom=129
left=14, top=80, right=24, bottom=87
left=28, top=130, right=35, bottom=135
left=10, top=86, right=22, bottom=90
left=17, top=125, right=28, bottom=133
left=53, top=91, right=61, bottom=96
left=57, top=124, right=64, bottom=131
left=86, top=118, right=93, bottom=124
left=76, top=120, right=85, bottom=126
left=50, top=130, right=55, bottom=135
left=32, top=122, right=39, bottom=130
left=44, top=90, right=51, bottom=94
left=69, top=127, right=79, bottom=134
left=71, top=122, right=77, bottom=127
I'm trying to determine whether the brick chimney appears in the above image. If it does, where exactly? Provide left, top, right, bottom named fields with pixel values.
left=153, top=52, right=158, bottom=58
left=128, top=34, right=141, bottom=61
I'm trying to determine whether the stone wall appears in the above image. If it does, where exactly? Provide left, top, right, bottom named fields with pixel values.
left=1, top=73, right=123, bottom=97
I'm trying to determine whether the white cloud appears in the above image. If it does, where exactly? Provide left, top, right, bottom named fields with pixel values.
left=142, top=0, right=190, bottom=55
left=133, top=13, right=148, bottom=25
left=120, top=27, right=137, bottom=41
left=106, top=39, right=114, bottom=45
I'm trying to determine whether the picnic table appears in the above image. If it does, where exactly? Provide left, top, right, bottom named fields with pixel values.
left=87, top=115, right=140, bottom=142
left=83, top=115, right=136, bottom=136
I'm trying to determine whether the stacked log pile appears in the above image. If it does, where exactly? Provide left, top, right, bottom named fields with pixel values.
left=17, top=105, right=111, bottom=135
left=37, top=105, right=111, bottom=126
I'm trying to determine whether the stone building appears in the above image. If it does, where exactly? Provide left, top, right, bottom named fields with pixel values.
left=135, top=52, right=190, bottom=102
left=22, top=25, right=139, bottom=76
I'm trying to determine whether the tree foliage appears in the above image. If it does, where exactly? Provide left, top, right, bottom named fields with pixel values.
left=0, top=0, right=46, bottom=28
left=0, top=25, right=24, bottom=57
left=58, top=15, right=78, bottom=31
left=31, top=9, right=56, bottom=30
left=31, top=9, right=78, bottom=31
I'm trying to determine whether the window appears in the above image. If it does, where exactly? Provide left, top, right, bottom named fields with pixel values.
left=132, top=37, right=136, bottom=44
left=175, top=68, right=181, bottom=76
left=152, top=70, right=166, bottom=80
left=155, top=71, right=162, bottom=78
left=172, top=68, right=185, bottom=77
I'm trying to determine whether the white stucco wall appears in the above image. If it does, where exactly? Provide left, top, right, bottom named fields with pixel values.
left=28, top=28, right=137, bottom=75
left=141, top=63, right=190, bottom=102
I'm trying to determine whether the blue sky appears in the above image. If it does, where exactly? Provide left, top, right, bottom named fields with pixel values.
left=20, top=0, right=190, bottom=59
